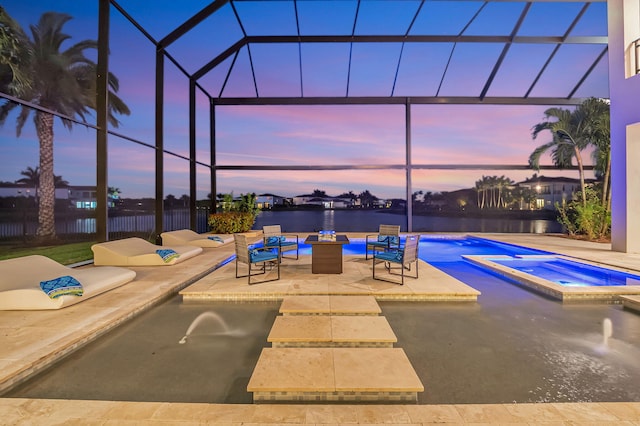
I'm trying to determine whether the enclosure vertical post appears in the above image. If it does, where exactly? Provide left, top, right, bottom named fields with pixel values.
left=210, top=100, right=217, bottom=212
left=189, top=80, right=197, bottom=230
left=405, top=98, right=413, bottom=232
left=96, top=0, right=110, bottom=242
left=155, top=50, right=164, bottom=243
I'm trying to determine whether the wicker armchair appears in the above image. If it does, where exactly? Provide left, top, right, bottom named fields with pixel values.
left=234, top=233, right=280, bottom=284
left=365, top=224, right=401, bottom=260
left=263, top=225, right=299, bottom=260
left=372, top=234, right=419, bottom=285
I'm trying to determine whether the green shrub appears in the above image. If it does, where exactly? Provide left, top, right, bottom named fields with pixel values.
left=209, top=192, right=260, bottom=233
left=556, top=187, right=610, bottom=240
left=208, top=211, right=256, bottom=233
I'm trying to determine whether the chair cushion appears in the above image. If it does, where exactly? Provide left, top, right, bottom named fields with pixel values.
left=250, top=250, right=278, bottom=263
left=368, top=241, right=389, bottom=247
left=40, top=275, right=84, bottom=299
left=265, top=236, right=286, bottom=246
left=375, top=250, right=403, bottom=263
left=378, top=235, right=400, bottom=245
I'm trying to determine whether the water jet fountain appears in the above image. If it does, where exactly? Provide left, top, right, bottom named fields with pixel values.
left=602, top=318, right=612, bottom=348
left=179, top=311, right=246, bottom=344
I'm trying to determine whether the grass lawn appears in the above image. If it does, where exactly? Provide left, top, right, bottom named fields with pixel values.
left=0, top=241, right=95, bottom=265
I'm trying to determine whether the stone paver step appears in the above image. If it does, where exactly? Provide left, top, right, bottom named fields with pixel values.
left=268, top=315, right=397, bottom=348
left=279, top=295, right=381, bottom=315
left=247, top=347, right=424, bottom=402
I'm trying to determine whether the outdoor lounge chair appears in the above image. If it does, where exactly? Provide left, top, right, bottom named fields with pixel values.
left=92, top=237, right=202, bottom=266
left=263, top=225, right=299, bottom=260
left=0, top=255, right=136, bottom=310
left=372, top=234, right=420, bottom=285
left=234, top=233, right=280, bottom=284
left=366, top=224, right=401, bottom=260
left=160, top=229, right=233, bottom=248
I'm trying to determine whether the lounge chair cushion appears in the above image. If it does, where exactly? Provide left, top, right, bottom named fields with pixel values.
left=160, top=229, right=234, bottom=248
left=92, top=237, right=202, bottom=266
left=0, top=255, right=136, bottom=310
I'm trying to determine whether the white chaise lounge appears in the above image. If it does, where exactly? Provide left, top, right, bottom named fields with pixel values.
left=0, top=255, right=136, bottom=310
left=160, top=229, right=234, bottom=248
left=91, top=237, right=202, bottom=266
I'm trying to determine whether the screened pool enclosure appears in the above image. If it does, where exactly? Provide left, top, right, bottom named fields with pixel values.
left=2, top=0, right=626, bottom=246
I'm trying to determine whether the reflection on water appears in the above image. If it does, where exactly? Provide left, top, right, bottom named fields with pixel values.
left=255, top=210, right=563, bottom=233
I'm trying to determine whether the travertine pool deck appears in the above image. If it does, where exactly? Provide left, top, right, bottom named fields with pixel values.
left=180, top=252, right=480, bottom=302
left=2, top=233, right=640, bottom=424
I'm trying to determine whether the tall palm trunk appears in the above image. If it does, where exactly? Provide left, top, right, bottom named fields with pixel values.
left=600, top=152, right=612, bottom=236
left=35, top=111, right=56, bottom=240
left=601, top=152, right=611, bottom=211
left=573, top=146, right=587, bottom=208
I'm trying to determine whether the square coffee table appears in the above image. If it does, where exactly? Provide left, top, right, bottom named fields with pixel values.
left=304, top=234, right=350, bottom=274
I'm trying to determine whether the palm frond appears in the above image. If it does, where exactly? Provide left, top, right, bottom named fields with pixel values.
left=0, top=99, right=18, bottom=125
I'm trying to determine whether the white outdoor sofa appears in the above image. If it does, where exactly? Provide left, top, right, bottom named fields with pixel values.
left=91, top=237, right=202, bottom=266
left=0, top=255, right=136, bottom=310
left=160, top=229, right=234, bottom=248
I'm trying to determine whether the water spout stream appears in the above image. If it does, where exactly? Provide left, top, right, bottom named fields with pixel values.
left=603, top=318, right=612, bottom=348
left=179, top=312, right=245, bottom=344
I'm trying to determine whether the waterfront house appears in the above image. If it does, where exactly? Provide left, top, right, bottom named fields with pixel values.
left=516, top=176, right=595, bottom=210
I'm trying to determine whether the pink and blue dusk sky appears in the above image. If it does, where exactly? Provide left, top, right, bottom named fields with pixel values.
left=0, top=1, right=609, bottom=200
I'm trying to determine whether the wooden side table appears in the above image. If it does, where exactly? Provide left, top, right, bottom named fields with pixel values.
left=304, top=234, right=350, bottom=274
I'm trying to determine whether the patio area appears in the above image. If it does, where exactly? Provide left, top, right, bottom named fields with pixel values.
left=1, top=233, right=640, bottom=423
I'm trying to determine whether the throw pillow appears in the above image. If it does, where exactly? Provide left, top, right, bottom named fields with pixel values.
left=40, top=275, right=84, bottom=299
left=266, top=236, right=286, bottom=245
left=156, top=248, right=180, bottom=263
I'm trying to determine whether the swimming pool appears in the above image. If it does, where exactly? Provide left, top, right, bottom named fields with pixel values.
left=5, top=235, right=640, bottom=405
left=295, top=234, right=547, bottom=259
left=463, top=249, right=640, bottom=302
left=296, top=235, right=640, bottom=302
left=489, top=256, right=640, bottom=287
left=7, top=234, right=640, bottom=405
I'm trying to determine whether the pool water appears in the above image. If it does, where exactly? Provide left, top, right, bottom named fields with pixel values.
left=6, top=235, right=640, bottom=404
left=489, top=256, right=640, bottom=287
left=299, top=236, right=635, bottom=289
left=295, top=235, right=547, bottom=260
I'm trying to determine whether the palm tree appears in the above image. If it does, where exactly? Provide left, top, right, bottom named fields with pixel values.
left=0, top=6, right=32, bottom=95
left=475, top=176, right=489, bottom=209
left=16, top=166, right=68, bottom=198
left=0, top=12, right=130, bottom=241
left=108, top=186, right=121, bottom=199
left=530, top=106, right=591, bottom=207
left=358, top=190, right=377, bottom=208
left=582, top=98, right=611, bottom=212
left=16, top=165, right=39, bottom=187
